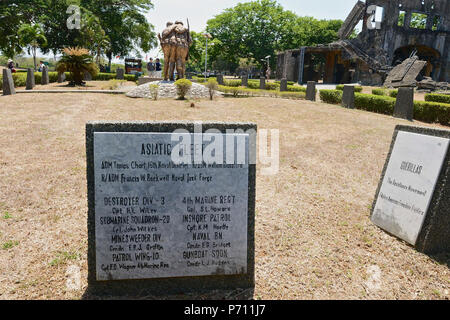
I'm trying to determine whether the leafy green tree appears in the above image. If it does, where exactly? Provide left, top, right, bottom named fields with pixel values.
left=186, top=31, right=204, bottom=71
left=206, top=0, right=343, bottom=72
left=39, top=0, right=91, bottom=57
left=0, top=0, right=46, bottom=58
left=82, top=0, right=157, bottom=68
left=410, top=13, right=427, bottom=29
left=18, top=23, right=48, bottom=70
left=206, top=0, right=297, bottom=70
left=1, top=0, right=156, bottom=68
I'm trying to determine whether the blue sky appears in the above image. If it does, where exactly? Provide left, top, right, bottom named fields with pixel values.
left=145, top=0, right=360, bottom=59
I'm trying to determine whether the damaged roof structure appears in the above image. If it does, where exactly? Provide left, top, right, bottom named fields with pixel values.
left=276, top=0, right=449, bottom=86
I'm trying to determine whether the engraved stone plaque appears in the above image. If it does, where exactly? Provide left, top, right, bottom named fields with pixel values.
left=86, top=122, right=256, bottom=295
left=372, top=130, right=449, bottom=246
left=94, top=132, right=249, bottom=280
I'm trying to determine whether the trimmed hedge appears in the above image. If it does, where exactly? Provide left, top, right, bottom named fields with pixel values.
left=425, top=93, right=450, bottom=104
left=287, top=85, right=306, bottom=92
left=414, top=101, right=450, bottom=125
left=336, top=84, right=363, bottom=93
left=217, top=85, right=305, bottom=100
left=223, top=79, right=241, bottom=87
left=319, top=89, right=450, bottom=126
left=389, top=90, right=398, bottom=98
left=0, top=71, right=136, bottom=88
left=372, top=88, right=398, bottom=98
left=275, top=80, right=295, bottom=86
left=218, top=78, right=305, bottom=92
left=319, top=89, right=342, bottom=104
left=279, top=91, right=306, bottom=99
left=321, top=90, right=396, bottom=115
left=372, top=88, right=387, bottom=96
left=355, top=93, right=396, bottom=115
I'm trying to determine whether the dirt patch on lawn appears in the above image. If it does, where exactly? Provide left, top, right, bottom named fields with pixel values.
left=0, top=93, right=448, bottom=300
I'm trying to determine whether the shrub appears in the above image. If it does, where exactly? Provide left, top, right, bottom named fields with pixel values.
left=372, top=88, right=387, bottom=96
left=287, top=85, right=306, bottom=92
left=336, top=84, right=363, bottom=92
left=223, top=79, right=241, bottom=87
left=414, top=101, right=450, bottom=125
left=279, top=91, right=306, bottom=100
left=0, top=70, right=136, bottom=88
left=389, top=90, right=398, bottom=98
left=92, top=73, right=116, bottom=81
left=124, top=74, right=137, bottom=82
left=425, top=93, right=450, bottom=104
left=149, top=84, right=159, bottom=100
left=247, top=80, right=260, bottom=90
left=192, top=76, right=207, bottom=83
left=217, top=85, right=304, bottom=99
left=174, top=78, right=192, bottom=99
left=265, top=82, right=279, bottom=91
left=275, top=80, right=295, bottom=86
left=218, top=85, right=257, bottom=97
left=319, top=89, right=342, bottom=104
left=12, top=73, right=27, bottom=87
left=205, top=78, right=218, bottom=100
left=354, top=93, right=396, bottom=115
left=56, top=47, right=98, bottom=85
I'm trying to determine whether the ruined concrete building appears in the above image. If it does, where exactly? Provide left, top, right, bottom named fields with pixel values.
left=276, top=0, right=449, bottom=86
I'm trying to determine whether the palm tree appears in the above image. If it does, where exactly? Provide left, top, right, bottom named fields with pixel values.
left=18, top=23, right=47, bottom=71
left=90, top=33, right=111, bottom=66
left=56, top=47, right=99, bottom=86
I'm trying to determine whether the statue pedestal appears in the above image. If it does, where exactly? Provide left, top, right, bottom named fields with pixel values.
left=138, top=77, right=163, bottom=85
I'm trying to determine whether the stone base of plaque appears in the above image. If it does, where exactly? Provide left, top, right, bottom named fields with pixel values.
left=86, top=121, right=256, bottom=296
left=371, top=125, right=450, bottom=254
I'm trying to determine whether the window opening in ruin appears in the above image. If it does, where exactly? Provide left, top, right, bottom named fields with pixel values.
left=367, top=5, right=384, bottom=30
left=398, top=11, right=406, bottom=27
left=410, top=12, right=428, bottom=29
left=432, top=16, right=441, bottom=31
left=374, top=6, right=384, bottom=24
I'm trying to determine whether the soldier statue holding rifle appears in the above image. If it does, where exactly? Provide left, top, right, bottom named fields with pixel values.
left=158, top=19, right=192, bottom=81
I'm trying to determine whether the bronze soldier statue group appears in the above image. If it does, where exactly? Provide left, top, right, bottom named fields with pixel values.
left=158, top=20, right=193, bottom=81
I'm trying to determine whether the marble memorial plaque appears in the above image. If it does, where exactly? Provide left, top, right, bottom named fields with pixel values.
left=93, top=132, right=249, bottom=281
left=371, top=131, right=449, bottom=245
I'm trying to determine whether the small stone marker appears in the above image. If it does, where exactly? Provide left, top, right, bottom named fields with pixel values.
left=57, top=72, right=66, bottom=83
left=242, top=75, right=248, bottom=87
left=342, top=85, right=355, bottom=109
left=116, top=68, right=125, bottom=80
left=86, top=121, right=256, bottom=295
left=2, top=69, right=15, bottom=95
left=393, top=87, right=414, bottom=121
left=84, top=71, right=92, bottom=81
left=41, top=66, right=49, bottom=85
left=216, top=74, right=224, bottom=85
left=26, top=68, right=35, bottom=90
left=260, top=77, right=265, bottom=90
left=280, top=79, right=288, bottom=92
left=371, top=125, right=450, bottom=253
left=306, top=81, right=316, bottom=101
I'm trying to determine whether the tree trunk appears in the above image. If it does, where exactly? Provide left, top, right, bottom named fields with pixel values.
left=107, top=52, right=112, bottom=72
left=33, top=47, right=37, bottom=71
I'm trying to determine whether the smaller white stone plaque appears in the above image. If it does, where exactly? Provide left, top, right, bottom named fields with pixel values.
left=372, top=131, right=449, bottom=245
